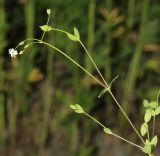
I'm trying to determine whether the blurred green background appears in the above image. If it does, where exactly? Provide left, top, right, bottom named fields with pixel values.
left=0, top=0, right=160, bottom=156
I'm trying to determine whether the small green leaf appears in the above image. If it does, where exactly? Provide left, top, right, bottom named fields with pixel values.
left=24, top=44, right=29, bottom=49
left=98, top=88, right=109, bottom=98
left=74, top=27, right=80, bottom=40
left=75, top=104, right=83, bottom=111
left=108, top=75, right=119, bottom=89
left=67, top=33, right=77, bottom=41
left=19, top=51, right=24, bottom=55
left=103, top=128, right=112, bottom=134
left=75, top=109, right=84, bottom=113
left=142, top=140, right=155, bottom=154
left=143, top=143, right=152, bottom=154
left=154, top=106, right=160, bottom=115
left=144, top=109, right=152, bottom=123
left=70, top=104, right=84, bottom=113
left=70, top=105, right=77, bottom=110
left=140, top=122, right=148, bottom=136
left=151, top=135, right=158, bottom=146
left=149, top=101, right=158, bottom=109
left=19, top=41, right=25, bottom=46
left=47, top=9, right=51, bottom=15
left=143, top=99, right=149, bottom=108
left=39, top=25, right=53, bottom=32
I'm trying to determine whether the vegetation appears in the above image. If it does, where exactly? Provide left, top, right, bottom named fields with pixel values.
left=0, top=0, right=160, bottom=156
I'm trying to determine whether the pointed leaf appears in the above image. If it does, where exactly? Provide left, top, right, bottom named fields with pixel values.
left=144, top=109, right=152, bottom=123
left=74, top=27, right=80, bottom=40
left=75, top=104, right=83, bottom=111
left=151, top=135, right=158, bottom=146
left=75, top=109, right=84, bottom=113
left=98, top=88, right=108, bottom=98
left=70, top=105, right=77, bottom=110
left=67, top=33, right=77, bottom=41
left=142, top=143, right=152, bottom=154
left=19, top=41, right=25, bottom=46
left=140, top=122, right=148, bottom=136
left=109, top=75, right=119, bottom=88
left=149, top=101, right=158, bottom=109
left=40, top=25, right=52, bottom=32
left=103, top=128, right=112, bottom=134
left=154, top=106, right=160, bottom=115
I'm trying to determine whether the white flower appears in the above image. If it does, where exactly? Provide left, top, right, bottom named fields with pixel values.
left=9, top=48, right=18, bottom=58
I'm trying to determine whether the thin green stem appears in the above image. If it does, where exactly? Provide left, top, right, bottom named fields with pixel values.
left=147, top=130, right=150, bottom=141
left=41, top=13, right=50, bottom=41
left=156, top=89, right=160, bottom=103
left=50, top=28, right=108, bottom=87
left=152, top=115, right=155, bottom=137
left=78, top=38, right=144, bottom=144
left=19, top=39, right=105, bottom=88
left=15, top=38, right=40, bottom=49
left=40, top=41, right=105, bottom=87
left=19, top=37, right=145, bottom=144
left=79, top=40, right=108, bottom=88
left=51, top=28, right=68, bottom=34
left=153, top=89, right=160, bottom=137
left=83, top=112, right=143, bottom=150
left=109, top=90, right=145, bottom=144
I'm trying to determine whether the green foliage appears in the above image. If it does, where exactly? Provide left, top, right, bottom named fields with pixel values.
left=103, top=127, right=112, bottom=134
left=67, top=33, right=78, bottom=41
left=40, top=25, right=53, bottom=32
left=3, top=0, right=160, bottom=155
left=70, top=104, right=84, bottom=113
left=74, top=27, right=80, bottom=40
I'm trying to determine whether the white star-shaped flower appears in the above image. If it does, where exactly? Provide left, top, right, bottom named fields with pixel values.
left=9, top=48, right=18, bottom=58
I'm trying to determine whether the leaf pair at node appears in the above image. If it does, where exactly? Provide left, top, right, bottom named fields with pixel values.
left=67, top=27, right=80, bottom=41
left=142, top=136, right=158, bottom=154
left=70, top=104, right=84, bottom=113
left=98, top=75, right=119, bottom=98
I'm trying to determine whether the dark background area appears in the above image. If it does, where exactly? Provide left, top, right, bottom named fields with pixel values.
left=0, top=0, right=160, bottom=156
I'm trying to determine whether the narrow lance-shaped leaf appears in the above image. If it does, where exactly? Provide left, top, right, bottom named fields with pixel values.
left=98, top=87, right=109, bottom=98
